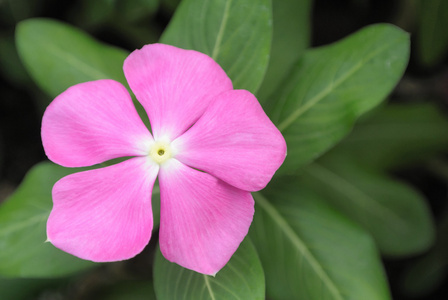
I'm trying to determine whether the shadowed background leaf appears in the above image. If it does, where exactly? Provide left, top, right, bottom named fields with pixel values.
left=416, top=0, right=448, bottom=66
left=299, top=156, right=435, bottom=257
left=93, top=279, right=156, bottom=300
left=0, top=277, right=67, bottom=300
left=327, top=103, right=448, bottom=171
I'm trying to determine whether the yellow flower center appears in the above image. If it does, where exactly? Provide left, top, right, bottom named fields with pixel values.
left=149, top=140, right=172, bottom=164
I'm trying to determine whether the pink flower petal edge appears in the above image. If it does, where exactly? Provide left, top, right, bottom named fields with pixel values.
left=41, top=79, right=153, bottom=167
left=158, top=159, right=254, bottom=275
left=47, top=157, right=159, bottom=262
left=123, top=43, right=233, bottom=141
left=42, top=43, right=287, bottom=275
left=173, top=89, right=287, bottom=192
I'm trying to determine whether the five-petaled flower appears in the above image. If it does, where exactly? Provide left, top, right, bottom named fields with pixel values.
left=42, top=43, right=286, bottom=275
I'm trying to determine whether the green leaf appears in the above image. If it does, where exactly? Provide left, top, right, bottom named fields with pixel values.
left=400, top=208, right=448, bottom=297
left=0, top=0, right=44, bottom=24
left=117, top=0, right=160, bottom=22
left=153, top=237, right=265, bottom=300
left=160, top=0, right=272, bottom=94
left=267, top=24, right=410, bottom=173
left=257, top=0, right=312, bottom=103
left=161, top=0, right=181, bottom=13
left=70, top=0, right=116, bottom=28
left=0, top=162, right=95, bottom=277
left=300, top=157, right=435, bottom=257
left=417, top=0, right=448, bottom=66
left=15, top=18, right=129, bottom=98
left=329, top=103, right=448, bottom=170
left=250, top=182, right=391, bottom=300
left=400, top=252, right=447, bottom=298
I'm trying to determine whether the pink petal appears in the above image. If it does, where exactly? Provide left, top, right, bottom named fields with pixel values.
left=123, top=43, right=233, bottom=141
left=47, top=157, right=158, bottom=262
left=42, top=79, right=153, bottom=167
left=158, top=159, right=254, bottom=275
left=172, top=90, right=287, bottom=192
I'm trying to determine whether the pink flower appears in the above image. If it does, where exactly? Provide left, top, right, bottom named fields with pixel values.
left=42, top=43, right=286, bottom=275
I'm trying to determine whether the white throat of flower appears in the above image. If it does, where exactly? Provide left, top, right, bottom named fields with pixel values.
left=149, top=140, right=173, bottom=165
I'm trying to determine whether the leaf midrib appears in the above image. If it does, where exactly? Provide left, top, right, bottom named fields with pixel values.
left=254, top=193, right=344, bottom=300
left=211, top=0, right=232, bottom=60
left=203, top=274, right=217, bottom=300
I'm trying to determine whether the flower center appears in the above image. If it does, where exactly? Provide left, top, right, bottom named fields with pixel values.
left=149, top=140, right=172, bottom=165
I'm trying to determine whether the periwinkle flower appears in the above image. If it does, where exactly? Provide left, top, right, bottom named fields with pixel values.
left=42, top=44, right=286, bottom=275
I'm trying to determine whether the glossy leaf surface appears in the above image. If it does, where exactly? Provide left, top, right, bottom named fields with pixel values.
left=329, top=103, right=448, bottom=170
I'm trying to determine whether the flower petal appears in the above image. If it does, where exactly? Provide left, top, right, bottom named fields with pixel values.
left=158, top=159, right=254, bottom=275
left=47, top=157, right=159, bottom=262
left=173, top=90, right=287, bottom=192
left=123, top=43, right=233, bottom=141
left=42, top=79, right=153, bottom=167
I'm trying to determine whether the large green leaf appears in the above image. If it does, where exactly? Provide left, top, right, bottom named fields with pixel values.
left=0, top=162, right=95, bottom=277
left=328, top=103, right=448, bottom=170
left=16, top=18, right=128, bottom=98
left=257, top=0, right=312, bottom=103
left=417, top=0, right=448, bottom=66
left=300, top=157, right=435, bottom=257
left=160, top=0, right=272, bottom=94
left=267, top=24, right=409, bottom=173
left=250, top=183, right=390, bottom=300
left=153, top=237, right=265, bottom=300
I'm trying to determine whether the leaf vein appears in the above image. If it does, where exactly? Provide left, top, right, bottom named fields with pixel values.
left=277, top=37, right=404, bottom=132
left=254, top=193, right=344, bottom=300
left=203, top=274, right=217, bottom=300
left=212, top=0, right=232, bottom=60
